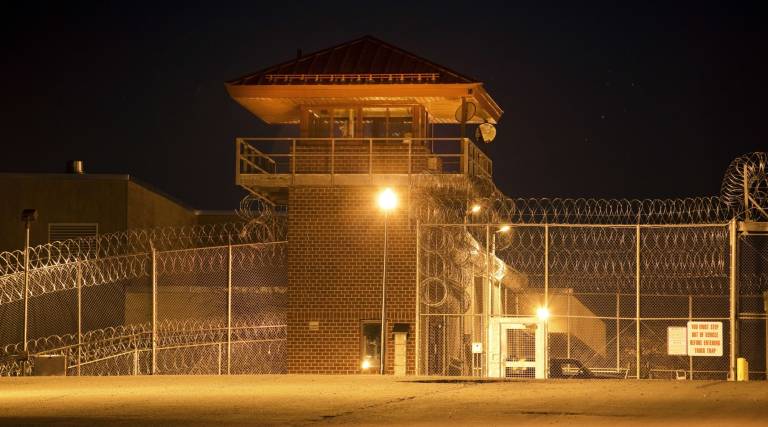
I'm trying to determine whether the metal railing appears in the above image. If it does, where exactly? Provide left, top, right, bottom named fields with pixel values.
left=236, top=137, right=492, bottom=184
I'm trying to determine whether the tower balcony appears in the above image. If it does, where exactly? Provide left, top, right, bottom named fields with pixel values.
left=236, top=137, right=492, bottom=199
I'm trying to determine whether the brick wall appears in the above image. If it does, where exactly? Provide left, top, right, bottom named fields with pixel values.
left=287, top=186, right=416, bottom=374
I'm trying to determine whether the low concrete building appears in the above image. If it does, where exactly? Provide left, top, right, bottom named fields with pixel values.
left=0, top=170, right=237, bottom=252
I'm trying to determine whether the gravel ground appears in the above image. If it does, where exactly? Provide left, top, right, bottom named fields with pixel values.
left=0, top=375, right=766, bottom=426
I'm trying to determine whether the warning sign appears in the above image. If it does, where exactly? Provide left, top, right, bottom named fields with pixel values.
left=687, top=321, right=723, bottom=357
left=667, top=327, right=687, bottom=356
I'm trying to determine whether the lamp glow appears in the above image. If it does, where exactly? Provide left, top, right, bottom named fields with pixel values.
left=362, top=359, right=371, bottom=370
left=498, top=225, right=511, bottom=233
left=537, top=307, right=550, bottom=321
left=470, top=204, right=482, bottom=214
left=377, top=188, right=398, bottom=211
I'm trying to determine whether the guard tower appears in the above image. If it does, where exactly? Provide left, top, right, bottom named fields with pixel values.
left=227, top=36, right=502, bottom=374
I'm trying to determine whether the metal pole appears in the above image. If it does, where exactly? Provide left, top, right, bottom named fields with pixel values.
left=544, top=224, right=549, bottom=379
left=729, top=219, right=738, bottom=381
left=635, top=223, right=641, bottom=379
left=616, top=292, right=620, bottom=371
left=23, top=224, right=30, bottom=355
left=77, top=263, right=82, bottom=376
left=743, top=164, right=750, bottom=221
left=688, top=294, right=693, bottom=380
left=227, top=239, right=232, bottom=375
left=380, top=212, right=388, bottom=375
left=414, top=220, right=420, bottom=376
left=151, top=243, right=157, bottom=375
left=567, top=292, right=571, bottom=358
left=485, top=225, right=491, bottom=377
left=544, top=224, right=549, bottom=308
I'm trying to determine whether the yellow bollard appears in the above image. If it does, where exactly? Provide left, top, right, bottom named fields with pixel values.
left=737, top=357, right=749, bottom=381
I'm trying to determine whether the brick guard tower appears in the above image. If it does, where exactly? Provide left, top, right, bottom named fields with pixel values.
left=226, top=36, right=502, bottom=374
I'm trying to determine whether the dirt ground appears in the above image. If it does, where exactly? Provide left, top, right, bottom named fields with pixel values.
left=0, top=375, right=766, bottom=426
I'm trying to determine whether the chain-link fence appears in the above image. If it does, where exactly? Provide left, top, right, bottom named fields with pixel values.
left=417, top=222, right=765, bottom=380
left=0, top=223, right=286, bottom=376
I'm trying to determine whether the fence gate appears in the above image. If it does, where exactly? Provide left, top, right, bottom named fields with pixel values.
left=488, top=317, right=547, bottom=379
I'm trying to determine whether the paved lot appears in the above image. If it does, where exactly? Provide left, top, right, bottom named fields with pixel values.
left=0, top=375, right=766, bottom=426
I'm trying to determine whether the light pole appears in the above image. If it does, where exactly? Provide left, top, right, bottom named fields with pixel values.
left=377, top=188, right=398, bottom=375
left=21, top=209, right=38, bottom=357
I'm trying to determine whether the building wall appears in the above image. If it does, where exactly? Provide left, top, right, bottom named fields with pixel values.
left=287, top=186, right=416, bottom=374
left=126, top=181, right=197, bottom=229
left=0, top=174, right=128, bottom=251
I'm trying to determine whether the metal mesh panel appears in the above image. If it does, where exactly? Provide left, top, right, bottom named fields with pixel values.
left=418, top=223, right=744, bottom=380
left=0, top=221, right=287, bottom=377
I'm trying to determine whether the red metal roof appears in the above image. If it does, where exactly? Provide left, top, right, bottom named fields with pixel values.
left=228, top=35, right=478, bottom=85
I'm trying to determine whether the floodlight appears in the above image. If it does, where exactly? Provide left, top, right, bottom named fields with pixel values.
left=377, top=188, right=398, bottom=212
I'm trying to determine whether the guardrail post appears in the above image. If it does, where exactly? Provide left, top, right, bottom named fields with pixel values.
left=235, top=138, right=240, bottom=185
left=462, top=138, right=469, bottom=175
left=408, top=138, right=412, bottom=178
left=291, top=139, right=296, bottom=182
left=369, top=138, right=373, bottom=181
left=151, top=242, right=157, bottom=375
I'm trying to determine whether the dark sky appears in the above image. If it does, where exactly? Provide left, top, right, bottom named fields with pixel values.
left=1, top=2, right=765, bottom=209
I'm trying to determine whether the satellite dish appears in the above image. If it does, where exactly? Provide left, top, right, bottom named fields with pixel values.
left=454, top=101, right=477, bottom=123
left=476, top=122, right=496, bottom=143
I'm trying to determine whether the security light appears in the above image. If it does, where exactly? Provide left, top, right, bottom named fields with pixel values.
left=537, top=307, right=550, bottom=321
left=20, top=209, right=38, bottom=224
left=498, top=225, right=511, bottom=233
left=470, top=204, right=481, bottom=214
left=377, top=188, right=398, bottom=212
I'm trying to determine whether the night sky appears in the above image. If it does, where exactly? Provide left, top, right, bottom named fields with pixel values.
left=2, top=2, right=765, bottom=209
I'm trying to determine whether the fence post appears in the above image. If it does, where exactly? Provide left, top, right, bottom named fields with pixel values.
left=544, top=224, right=549, bottom=309
left=151, top=242, right=157, bottom=375
left=133, top=348, right=139, bottom=375
left=22, top=224, right=31, bottom=358
left=567, top=291, right=571, bottom=358
left=484, top=225, right=491, bottom=377
left=688, top=294, right=693, bottom=380
left=616, top=292, right=620, bottom=372
left=414, top=220, right=420, bottom=376
left=635, top=223, right=641, bottom=379
left=77, top=262, right=82, bottom=376
left=728, top=219, right=738, bottom=381
left=227, top=238, right=232, bottom=375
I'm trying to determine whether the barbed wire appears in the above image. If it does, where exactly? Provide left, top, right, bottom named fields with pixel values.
left=721, top=152, right=768, bottom=221
left=414, top=152, right=767, bottom=225
left=0, top=319, right=287, bottom=376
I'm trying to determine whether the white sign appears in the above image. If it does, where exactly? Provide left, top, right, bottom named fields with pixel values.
left=687, top=321, right=723, bottom=357
left=667, top=326, right=688, bottom=356
left=472, top=342, right=483, bottom=354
